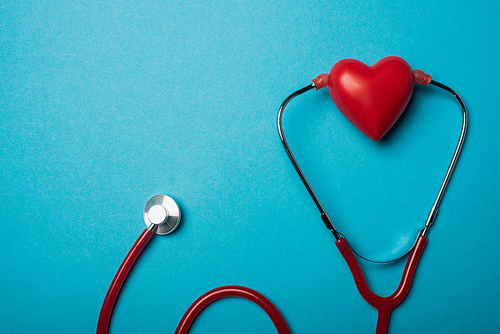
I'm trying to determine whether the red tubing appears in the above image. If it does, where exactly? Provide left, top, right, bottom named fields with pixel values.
left=97, top=230, right=289, bottom=334
left=336, top=236, right=427, bottom=334
left=97, top=228, right=154, bottom=334
left=175, top=285, right=291, bottom=334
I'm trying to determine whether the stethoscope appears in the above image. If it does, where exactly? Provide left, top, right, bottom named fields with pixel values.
left=97, top=56, right=467, bottom=334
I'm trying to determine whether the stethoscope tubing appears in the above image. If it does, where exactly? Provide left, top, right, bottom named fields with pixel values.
left=97, top=228, right=290, bottom=334
left=175, top=285, right=290, bottom=334
left=97, top=228, right=154, bottom=334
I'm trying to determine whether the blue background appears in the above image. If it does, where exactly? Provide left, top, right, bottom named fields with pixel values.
left=1, top=0, right=499, bottom=333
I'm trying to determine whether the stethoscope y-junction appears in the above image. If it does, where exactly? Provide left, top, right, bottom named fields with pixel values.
left=97, top=56, right=467, bottom=334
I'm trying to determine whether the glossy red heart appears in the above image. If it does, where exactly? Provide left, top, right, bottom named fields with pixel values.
left=321, top=57, right=422, bottom=141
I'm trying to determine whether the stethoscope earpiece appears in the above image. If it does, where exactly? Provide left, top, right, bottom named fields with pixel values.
left=143, top=194, right=181, bottom=235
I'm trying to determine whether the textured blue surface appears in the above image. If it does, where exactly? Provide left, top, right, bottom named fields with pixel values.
left=1, top=1, right=499, bottom=333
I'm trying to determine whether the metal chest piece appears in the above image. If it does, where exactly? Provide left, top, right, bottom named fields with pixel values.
left=143, top=194, right=181, bottom=235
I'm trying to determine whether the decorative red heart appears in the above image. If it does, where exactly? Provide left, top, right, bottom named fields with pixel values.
left=327, top=56, right=415, bottom=141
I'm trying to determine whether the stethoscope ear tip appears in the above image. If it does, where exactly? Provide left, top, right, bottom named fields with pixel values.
left=143, top=195, right=181, bottom=235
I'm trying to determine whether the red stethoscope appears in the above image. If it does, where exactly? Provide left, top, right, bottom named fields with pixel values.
left=97, top=56, right=467, bottom=333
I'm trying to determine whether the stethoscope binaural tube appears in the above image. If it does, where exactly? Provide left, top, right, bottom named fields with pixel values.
left=277, top=60, right=468, bottom=333
left=278, top=79, right=468, bottom=241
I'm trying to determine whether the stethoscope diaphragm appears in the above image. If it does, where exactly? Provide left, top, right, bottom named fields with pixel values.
left=143, top=194, right=181, bottom=235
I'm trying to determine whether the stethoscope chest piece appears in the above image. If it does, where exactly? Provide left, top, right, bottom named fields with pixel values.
left=144, top=194, right=181, bottom=235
